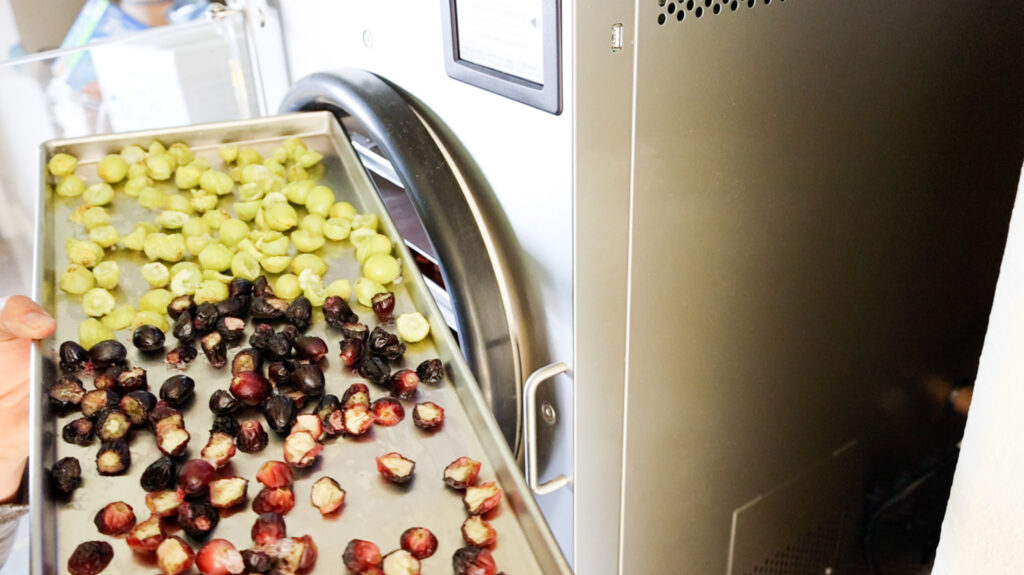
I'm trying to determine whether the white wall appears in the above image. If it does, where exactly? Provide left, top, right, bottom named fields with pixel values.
left=934, top=164, right=1024, bottom=573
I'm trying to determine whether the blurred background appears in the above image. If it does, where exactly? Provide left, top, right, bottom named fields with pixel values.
left=0, top=0, right=287, bottom=298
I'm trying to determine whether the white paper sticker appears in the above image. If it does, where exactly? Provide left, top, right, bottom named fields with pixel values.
left=456, top=0, right=545, bottom=85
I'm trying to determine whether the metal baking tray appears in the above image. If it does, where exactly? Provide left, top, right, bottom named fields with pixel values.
left=29, top=111, right=570, bottom=574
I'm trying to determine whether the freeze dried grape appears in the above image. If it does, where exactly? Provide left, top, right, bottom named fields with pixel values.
left=177, top=458, right=216, bottom=497
left=210, top=415, right=241, bottom=437
left=371, top=398, right=404, bottom=427
left=371, top=292, right=395, bottom=323
left=412, top=402, right=445, bottom=430
left=94, top=501, right=136, bottom=536
left=201, top=331, right=227, bottom=368
left=51, top=456, right=82, bottom=495
left=401, top=527, right=438, bottom=560
left=166, top=343, right=198, bottom=369
left=264, top=394, right=298, bottom=435
left=81, top=389, right=120, bottom=418
left=284, top=296, right=312, bottom=330
left=59, top=341, right=90, bottom=373
left=322, top=295, right=357, bottom=328
left=416, top=359, right=444, bottom=384
left=141, top=456, right=177, bottom=492
left=193, top=302, right=220, bottom=331
left=95, top=409, right=132, bottom=441
left=310, top=476, right=345, bottom=515
left=209, top=477, right=248, bottom=509
left=155, top=420, right=191, bottom=458
left=369, top=327, right=405, bottom=361
left=67, top=541, right=113, bottom=575
left=209, top=389, right=240, bottom=415
left=359, top=355, right=390, bottom=386
left=341, top=322, right=369, bottom=341
left=196, top=539, right=245, bottom=575
left=132, top=324, right=166, bottom=352
left=382, top=549, right=421, bottom=575
left=48, top=376, right=86, bottom=412
left=156, top=536, right=195, bottom=575
left=464, top=482, right=503, bottom=515
left=252, top=487, right=296, bottom=515
left=251, top=296, right=289, bottom=320
left=237, top=420, right=269, bottom=453
left=283, top=431, right=321, bottom=468
left=145, top=488, right=185, bottom=518
left=462, top=516, right=497, bottom=548
left=117, top=366, right=148, bottom=392
left=92, top=369, right=120, bottom=392
left=216, top=295, right=247, bottom=318
left=292, top=363, right=325, bottom=396
left=443, top=457, right=482, bottom=490
left=292, top=336, right=327, bottom=361
left=343, top=540, right=382, bottom=573
left=376, top=452, right=415, bottom=483
left=251, top=512, right=287, bottom=546
left=120, top=390, right=157, bottom=426
left=160, top=375, right=195, bottom=407
left=339, top=338, right=363, bottom=368
left=89, top=340, right=127, bottom=368
left=231, top=348, right=262, bottom=376
left=452, top=547, right=496, bottom=575
left=231, top=371, right=272, bottom=407
left=177, top=500, right=220, bottom=538
left=96, top=439, right=131, bottom=476
left=126, top=514, right=166, bottom=553
left=215, top=316, right=246, bottom=342
left=201, top=432, right=237, bottom=468
left=63, top=417, right=95, bottom=445
left=173, top=311, right=195, bottom=342
left=390, top=370, right=419, bottom=399
left=167, top=295, right=195, bottom=320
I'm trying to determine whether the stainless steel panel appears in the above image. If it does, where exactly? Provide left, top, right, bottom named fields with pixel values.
left=621, top=0, right=1022, bottom=572
left=30, top=112, right=570, bottom=574
left=571, top=0, right=636, bottom=572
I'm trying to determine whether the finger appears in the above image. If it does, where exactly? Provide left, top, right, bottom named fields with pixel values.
left=0, top=295, right=56, bottom=343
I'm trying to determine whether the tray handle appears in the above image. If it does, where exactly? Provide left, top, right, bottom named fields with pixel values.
left=524, top=362, right=572, bottom=495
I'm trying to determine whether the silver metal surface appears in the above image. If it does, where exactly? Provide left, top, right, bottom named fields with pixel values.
left=571, top=0, right=636, bottom=572
left=618, top=0, right=1022, bottom=573
left=523, top=362, right=572, bottom=496
left=30, top=111, right=570, bottom=574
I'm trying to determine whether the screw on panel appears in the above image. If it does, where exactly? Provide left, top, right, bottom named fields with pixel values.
left=362, top=29, right=374, bottom=49
left=541, top=402, right=557, bottom=424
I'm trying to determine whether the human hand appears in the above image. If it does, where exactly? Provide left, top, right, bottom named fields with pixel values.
left=0, top=296, right=56, bottom=502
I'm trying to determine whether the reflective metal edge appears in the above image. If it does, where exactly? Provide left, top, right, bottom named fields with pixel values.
left=31, top=111, right=571, bottom=575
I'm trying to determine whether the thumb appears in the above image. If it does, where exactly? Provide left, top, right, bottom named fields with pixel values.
left=0, top=296, right=56, bottom=343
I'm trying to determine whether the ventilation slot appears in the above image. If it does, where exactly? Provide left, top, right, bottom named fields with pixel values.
left=657, top=0, right=786, bottom=25
left=744, top=519, right=841, bottom=575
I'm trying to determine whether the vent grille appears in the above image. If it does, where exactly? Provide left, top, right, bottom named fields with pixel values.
left=744, top=518, right=841, bottom=575
left=656, top=0, right=786, bottom=25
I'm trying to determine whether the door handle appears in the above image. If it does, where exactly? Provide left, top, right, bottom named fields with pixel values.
left=523, top=361, right=572, bottom=495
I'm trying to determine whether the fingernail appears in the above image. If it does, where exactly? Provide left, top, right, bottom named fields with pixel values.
left=24, top=310, right=53, bottom=332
